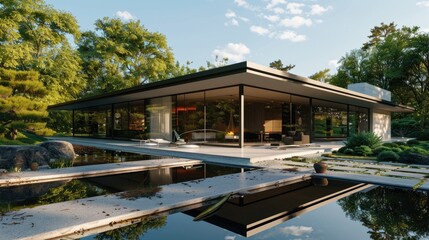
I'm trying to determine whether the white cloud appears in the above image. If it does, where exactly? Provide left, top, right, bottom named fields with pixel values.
left=279, top=226, right=313, bottom=236
left=329, top=59, right=340, bottom=68
left=264, top=15, right=280, bottom=22
left=225, top=10, right=237, bottom=18
left=115, top=11, right=134, bottom=20
left=417, top=1, right=429, bottom=7
left=225, top=10, right=247, bottom=26
left=280, top=16, right=313, bottom=28
left=213, top=43, right=250, bottom=62
left=234, top=0, right=257, bottom=10
left=277, top=31, right=306, bottom=42
left=310, top=4, right=333, bottom=15
left=287, top=3, right=305, bottom=15
left=250, top=25, right=270, bottom=36
left=224, top=236, right=236, bottom=240
left=266, top=0, right=287, bottom=10
left=271, top=7, right=285, bottom=14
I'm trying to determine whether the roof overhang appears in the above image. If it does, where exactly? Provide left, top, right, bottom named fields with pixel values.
left=48, top=61, right=414, bottom=113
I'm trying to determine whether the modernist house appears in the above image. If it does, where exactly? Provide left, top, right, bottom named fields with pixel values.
left=48, top=61, right=413, bottom=147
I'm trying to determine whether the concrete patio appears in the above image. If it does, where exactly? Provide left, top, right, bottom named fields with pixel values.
left=48, top=137, right=343, bottom=166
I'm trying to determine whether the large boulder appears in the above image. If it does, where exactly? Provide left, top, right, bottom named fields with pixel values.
left=39, top=141, right=76, bottom=161
left=0, top=146, right=49, bottom=170
left=0, top=140, right=76, bottom=171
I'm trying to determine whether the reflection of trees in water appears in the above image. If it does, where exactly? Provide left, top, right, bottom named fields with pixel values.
left=38, top=180, right=106, bottom=204
left=338, top=187, right=429, bottom=239
left=95, top=216, right=166, bottom=240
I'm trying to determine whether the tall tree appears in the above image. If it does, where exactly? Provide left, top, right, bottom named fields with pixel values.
left=309, top=68, right=331, bottom=82
left=78, top=17, right=176, bottom=95
left=269, top=59, right=295, bottom=72
left=0, top=0, right=84, bottom=103
left=0, top=68, right=49, bottom=139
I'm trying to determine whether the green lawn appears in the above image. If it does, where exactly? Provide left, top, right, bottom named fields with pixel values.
left=0, top=131, right=47, bottom=145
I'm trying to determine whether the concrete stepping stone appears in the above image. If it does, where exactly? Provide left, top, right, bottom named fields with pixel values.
left=0, top=159, right=202, bottom=187
left=395, top=167, right=429, bottom=174
left=382, top=171, right=427, bottom=179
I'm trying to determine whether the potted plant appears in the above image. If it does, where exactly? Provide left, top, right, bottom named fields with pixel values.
left=313, top=161, right=328, bottom=173
left=30, top=161, right=39, bottom=171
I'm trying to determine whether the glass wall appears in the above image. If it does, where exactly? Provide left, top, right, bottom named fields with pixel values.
left=174, top=87, right=240, bottom=145
left=145, top=96, right=173, bottom=141
left=205, top=87, right=239, bottom=145
left=244, top=87, right=290, bottom=143
left=312, top=99, right=348, bottom=138
left=71, top=85, right=371, bottom=144
left=74, top=105, right=110, bottom=137
left=349, top=105, right=369, bottom=135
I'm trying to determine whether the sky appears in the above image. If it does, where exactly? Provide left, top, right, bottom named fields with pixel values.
left=45, top=0, right=429, bottom=77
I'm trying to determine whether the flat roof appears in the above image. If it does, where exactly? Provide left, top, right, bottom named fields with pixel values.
left=48, top=61, right=413, bottom=113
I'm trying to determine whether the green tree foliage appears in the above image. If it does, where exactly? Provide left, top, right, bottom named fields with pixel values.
left=94, top=217, right=166, bottom=240
left=78, top=17, right=176, bottom=95
left=309, top=68, right=331, bottom=82
left=338, top=188, right=429, bottom=239
left=269, top=59, right=295, bottom=72
left=328, top=22, right=429, bottom=128
left=0, top=0, right=85, bottom=103
left=0, top=68, right=49, bottom=139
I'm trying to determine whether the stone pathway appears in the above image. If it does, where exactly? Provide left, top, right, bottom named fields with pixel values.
left=0, top=159, right=202, bottom=187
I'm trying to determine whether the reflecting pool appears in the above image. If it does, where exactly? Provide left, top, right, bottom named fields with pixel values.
left=83, top=187, right=429, bottom=240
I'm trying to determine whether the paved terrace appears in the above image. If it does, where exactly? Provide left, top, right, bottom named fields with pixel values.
left=48, top=137, right=341, bottom=166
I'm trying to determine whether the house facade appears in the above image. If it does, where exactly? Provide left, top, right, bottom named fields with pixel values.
left=48, top=61, right=413, bottom=147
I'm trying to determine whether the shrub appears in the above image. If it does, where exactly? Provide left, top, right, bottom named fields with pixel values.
left=407, top=139, right=419, bottom=145
left=35, top=128, right=56, bottom=136
left=399, top=145, right=410, bottom=150
left=395, top=141, right=406, bottom=146
left=372, top=146, right=392, bottom=156
left=353, top=145, right=373, bottom=156
left=346, top=132, right=382, bottom=149
left=416, top=130, right=429, bottom=141
left=390, top=147, right=402, bottom=153
left=48, top=158, right=73, bottom=169
left=343, top=148, right=355, bottom=155
left=338, top=146, right=348, bottom=153
left=399, top=151, right=429, bottom=164
left=377, top=151, right=400, bottom=162
left=382, top=142, right=399, bottom=148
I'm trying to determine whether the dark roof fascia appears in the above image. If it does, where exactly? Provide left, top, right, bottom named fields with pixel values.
left=245, top=62, right=414, bottom=112
left=49, top=61, right=414, bottom=112
left=48, top=62, right=248, bottom=110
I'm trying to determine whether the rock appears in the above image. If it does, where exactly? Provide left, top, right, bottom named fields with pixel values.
left=39, top=141, right=76, bottom=161
left=0, top=146, right=49, bottom=170
left=0, top=141, right=76, bottom=170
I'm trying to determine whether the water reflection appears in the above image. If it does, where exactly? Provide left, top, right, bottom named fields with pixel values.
left=94, top=216, right=166, bottom=240
left=338, top=187, right=429, bottom=239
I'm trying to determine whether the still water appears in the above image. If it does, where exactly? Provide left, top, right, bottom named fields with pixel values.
left=83, top=187, right=429, bottom=240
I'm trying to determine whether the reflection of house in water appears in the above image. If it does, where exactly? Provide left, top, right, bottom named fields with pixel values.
left=84, top=164, right=242, bottom=192
left=186, top=178, right=371, bottom=237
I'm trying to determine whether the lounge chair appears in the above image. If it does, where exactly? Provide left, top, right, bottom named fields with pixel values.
left=173, top=130, right=186, bottom=145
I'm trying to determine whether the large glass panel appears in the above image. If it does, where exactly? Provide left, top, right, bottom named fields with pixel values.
left=205, top=87, right=239, bottom=145
left=113, top=103, right=129, bottom=138
left=145, top=96, right=173, bottom=141
left=313, top=99, right=348, bottom=138
left=349, top=105, right=369, bottom=135
left=291, top=95, right=311, bottom=136
left=175, top=92, right=205, bottom=142
left=244, top=87, right=291, bottom=143
left=73, top=106, right=109, bottom=137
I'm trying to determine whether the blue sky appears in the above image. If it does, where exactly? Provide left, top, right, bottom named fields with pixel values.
left=45, top=0, right=429, bottom=77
